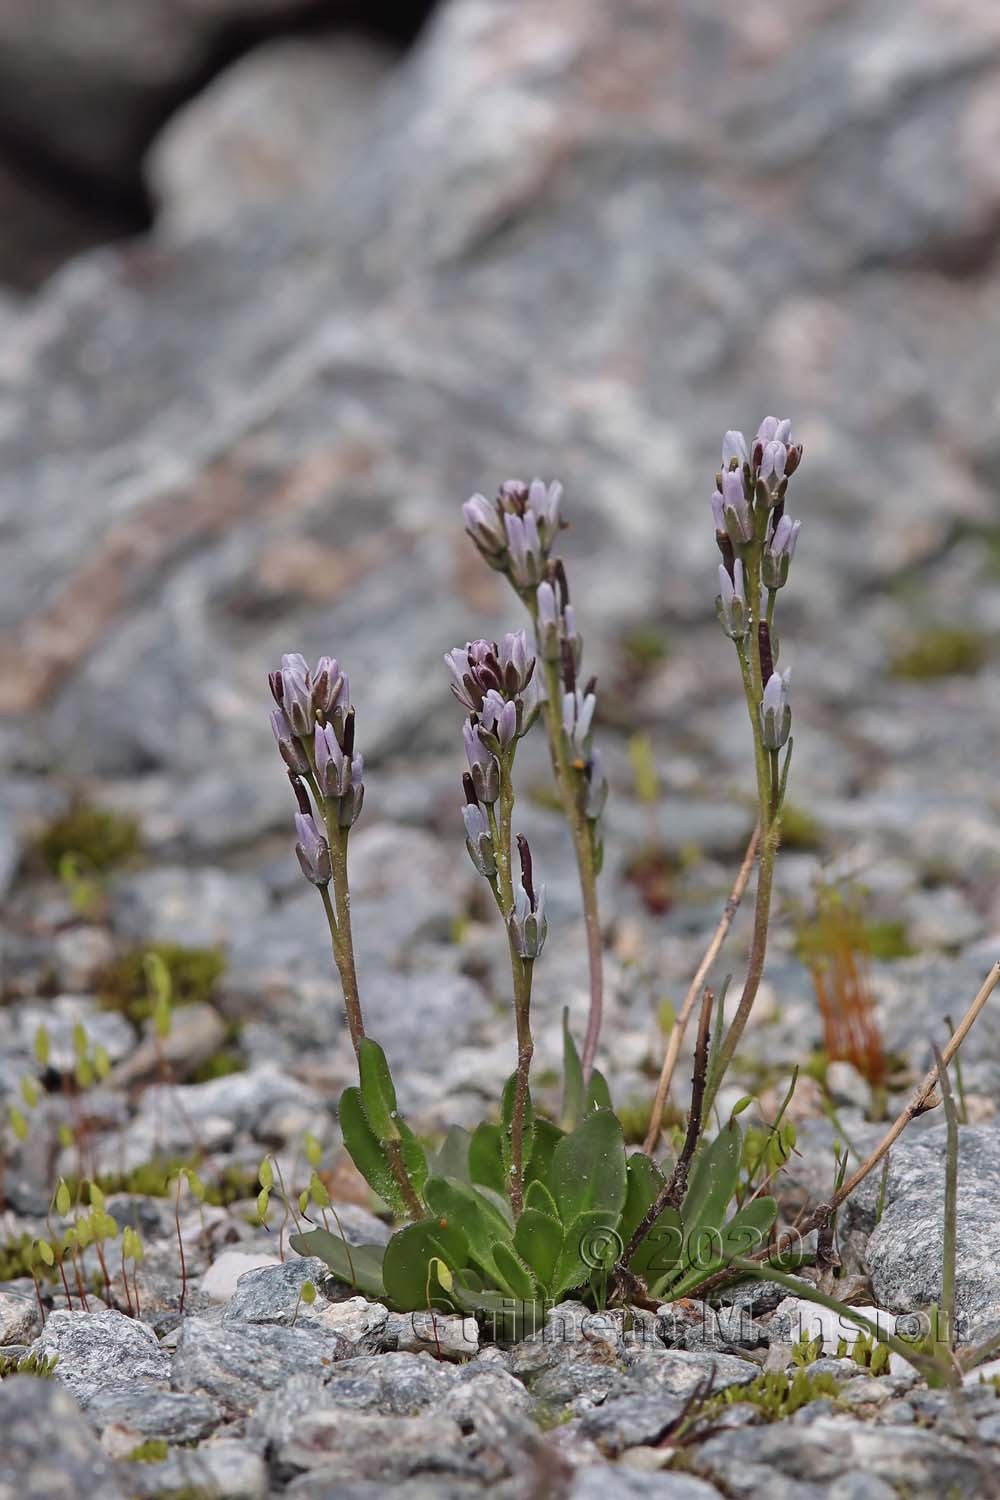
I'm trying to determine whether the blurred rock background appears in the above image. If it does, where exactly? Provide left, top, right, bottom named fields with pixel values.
left=1, top=0, right=1000, bottom=1122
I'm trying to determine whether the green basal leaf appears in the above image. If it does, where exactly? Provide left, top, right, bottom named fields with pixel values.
left=500, top=1073, right=535, bottom=1185
left=449, top=1280, right=548, bottom=1344
left=657, top=1195, right=779, bottom=1301
left=471, top=1183, right=515, bottom=1231
left=381, top=1218, right=469, bottom=1310
left=493, top=1241, right=538, bottom=1300
left=289, top=1228, right=386, bottom=1298
left=424, top=1176, right=514, bottom=1288
left=681, top=1116, right=742, bottom=1246
left=550, top=1110, right=627, bottom=1226
left=469, top=1123, right=506, bottom=1194
left=339, top=1086, right=406, bottom=1216
left=552, top=1207, right=619, bottom=1299
left=630, top=1204, right=682, bottom=1286
left=433, top=1126, right=473, bottom=1183
left=513, top=1208, right=563, bottom=1293
left=524, top=1178, right=559, bottom=1219
left=587, top=1068, right=612, bottom=1114
left=397, top=1116, right=429, bottom=1199
left=621, top=1152, right=665, bottom=1243
left=357, top=1038, right=401, bottom=1141
left=524, top=1118, right=562, bottom=1187
left=560, top=1008, right=584, bottom=1132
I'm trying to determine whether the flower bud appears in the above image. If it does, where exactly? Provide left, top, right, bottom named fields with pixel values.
left=504, top=511, right=544, bottom=588
left=509, top=835, right=547, bottom=959
left=759, top=669, right=792, bottom=751
left=463, top=719, right=500, bottom=803
left=762, top=514, right=801, bottom=590
left=463, top=803, right=497, bottom=879
left=563, top=687, right=597, bottom=763
left=584, top=746, right=609, bottom=822
left=720, top=468, right=754, bottom=545
left=294, top=812, right=332, bottom=887
left=716, top=559, right=748, bottom=640
left=722, top=430, right=749, bottom=469
left=271, top=709, right=309, bottom=774
left=463, top=492, right=508, bottom=567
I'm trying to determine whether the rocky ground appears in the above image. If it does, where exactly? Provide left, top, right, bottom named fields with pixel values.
left=3, top=0, right=1000, bottom=1495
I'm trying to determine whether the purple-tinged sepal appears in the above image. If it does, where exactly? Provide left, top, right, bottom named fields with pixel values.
left=463, top=803, right=497, bottom=880
left=716, top=559, right=748, bottom=640
left=294, top=812, right=332, bottom=887
left=509, top=835, right=547, bottom=960
left=760, top=669, right=792, bottom=751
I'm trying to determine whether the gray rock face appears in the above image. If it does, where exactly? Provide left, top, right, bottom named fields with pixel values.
left=80, top=1384, right=222, bottom=1443
left=0, top=1376, right=127, bottom=1500
left=148, top=36, right=397, bottom=238
left=569, top=1471, right=724, bottom=1500
left=28, top=1308, right=170, bottom=1400
left=865, top=1120, right=1000, bottom=1341
left=0, top=1287, right=42, bottom=1345
left=171, top=1315, right=352, bottom=1411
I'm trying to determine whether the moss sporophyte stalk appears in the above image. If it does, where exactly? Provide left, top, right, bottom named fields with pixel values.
left=264, top=425, right=999, bottom=1354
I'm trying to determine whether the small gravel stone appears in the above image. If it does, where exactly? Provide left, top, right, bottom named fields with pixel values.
left=81, top=1385, right=222, bottom=1446
left=171, top=1316, right=351, bottom=1412
left=0, top=1287, right=42, bottom=1345
left=28, top=1309, right=169, bottom=1400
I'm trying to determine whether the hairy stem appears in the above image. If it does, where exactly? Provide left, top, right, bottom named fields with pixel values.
left=489, top=771, right=534, bottom=1217
left=327, top=826, right=365, bottom=1052
left=643, top=824, right=760, bottom=1154
left=536, top=649, right=603, bottom=1080
left=622, top=987, right=714, bottom=1274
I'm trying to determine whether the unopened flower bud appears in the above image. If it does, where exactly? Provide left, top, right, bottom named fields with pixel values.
left=295, top=812, right=332, bottom=887
left=762, top=514, right=801, bottom=590
left=504, top=511, right=544, bottom=588
left=536, top=580, right=562, bottom=660
left=716, top=559, right=748, bottom=640
left=271, top=709, right=309, bottom=774
left=463, top=803, right=497, bottom=879
left=563, top=687, right=597, bottom=764
left=314, top=724, right=364, bottom=826
left=760, top=669, right=792, bottom=751
left=276, top=655, right=313, bottom=737
left=479, top=689, right=519, bottom=751
left=720, top=468, right=754, bottom=545
left=722, top=430, right=749, bottom=469
left=584, top=746, right=609, bottom=821
left=463, top=719, right=500, bottom=803
left=463, top=492, right=508, bottom=567
left=509, top=835, right=547, bottom=959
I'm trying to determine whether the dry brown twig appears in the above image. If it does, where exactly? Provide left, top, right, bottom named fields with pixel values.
left=643, top=823, right=760, bottom=1155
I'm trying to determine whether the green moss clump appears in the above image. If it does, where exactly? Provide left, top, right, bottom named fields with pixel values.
left=35, top=803, right=141, bottom=875
left=0, top=1350, right=58, bottom=1379
left=97, top=943, right=225, bottom=1022
left=865, top=920, right=915, bottom=960
left=779, top=803, right=823, bottom=851
left=701, top=1367, right=840, bottom=1424
left=0, top=1235, right=59, bottom=1284
left=891, top=626, right=988, bottom=680
left=65, top=1157, right=259, bottom=1208
left=127, top=1439, right=169, bottom=1463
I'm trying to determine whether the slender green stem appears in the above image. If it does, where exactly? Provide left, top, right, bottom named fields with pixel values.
left=705, top=632, right=783, bottom=1116
left=488, top=764, right=534, bottom=1218
left=327, top=825, right=365, bottom=1053
left=536, top=647, right=604, bottom=1080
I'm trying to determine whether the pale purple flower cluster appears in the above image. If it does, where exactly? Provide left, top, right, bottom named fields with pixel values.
left=444, top=632, right=540, bottom=744
left=268, top=652, right=365, bottom=886
left=463, top=479, right=563, bottom=587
